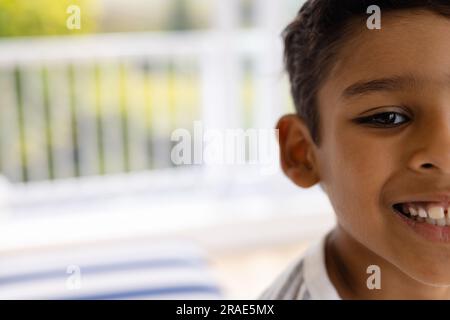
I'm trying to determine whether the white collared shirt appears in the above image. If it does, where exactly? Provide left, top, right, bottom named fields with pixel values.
left=259, top=235, right=341, bottom=300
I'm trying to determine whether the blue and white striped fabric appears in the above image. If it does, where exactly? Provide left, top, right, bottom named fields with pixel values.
left=0, top=240, right=222, bottom=300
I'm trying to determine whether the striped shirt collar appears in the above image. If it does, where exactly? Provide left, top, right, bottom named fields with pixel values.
left=259, top=233, right=341, bottom=300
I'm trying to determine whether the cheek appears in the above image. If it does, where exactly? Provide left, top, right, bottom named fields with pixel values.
left=320, top=129, right=396, bottom=231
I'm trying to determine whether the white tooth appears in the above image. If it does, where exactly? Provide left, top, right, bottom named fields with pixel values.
left=428, top=206, right=445, bottom=219
left=437, top=218, right=446, bottom=227
left=418, top=207, right=428, bottom=218
left=409, top=207, right=418, bottom=216
left=426, top=217, right=437, bottom=225
left=446, top=215, right=450, bottom=226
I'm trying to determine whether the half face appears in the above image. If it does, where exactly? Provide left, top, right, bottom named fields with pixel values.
left=315, top=9, right=450, bottom=286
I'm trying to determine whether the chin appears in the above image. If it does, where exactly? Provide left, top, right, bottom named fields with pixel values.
left=412, top=276, right=450, bottom=288
left=399, top=260, right=450, bottom=288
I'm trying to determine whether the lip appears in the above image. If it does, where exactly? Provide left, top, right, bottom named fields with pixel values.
left=392, top=209, right=450, bottom=243
left=390, top=192, right=450, bottom=207
left=389, top=192, right=450, bottom=243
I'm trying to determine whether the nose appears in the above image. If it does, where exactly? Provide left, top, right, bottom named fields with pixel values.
left=408, top=117, right=450, bottom=175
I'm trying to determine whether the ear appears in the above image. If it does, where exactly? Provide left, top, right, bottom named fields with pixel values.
left=276, top=114, right=320, bottom=188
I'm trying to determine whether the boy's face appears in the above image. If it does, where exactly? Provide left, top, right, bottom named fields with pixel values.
left=281, top=10, right=450, bottom=286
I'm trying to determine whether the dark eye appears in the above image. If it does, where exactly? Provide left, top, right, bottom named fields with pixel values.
left=354, top=112, right=410, bottom=128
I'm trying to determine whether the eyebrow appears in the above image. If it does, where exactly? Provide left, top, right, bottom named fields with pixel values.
left=342, top=75, right=420, bottom=99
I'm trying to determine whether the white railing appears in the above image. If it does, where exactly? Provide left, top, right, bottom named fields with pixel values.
left=0, top=1, right=335, bottom=255
left=0, top=29, right=291, bottom=184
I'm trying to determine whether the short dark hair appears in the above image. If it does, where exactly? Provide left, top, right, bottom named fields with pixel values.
left=284, top=0, right=450, bottom=145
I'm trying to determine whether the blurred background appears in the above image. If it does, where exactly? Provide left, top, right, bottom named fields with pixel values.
left=0, top=0, right=334, bottom=299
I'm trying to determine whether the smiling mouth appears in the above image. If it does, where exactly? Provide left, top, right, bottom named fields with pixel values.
left=393, top=202, right=450, bottom=226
